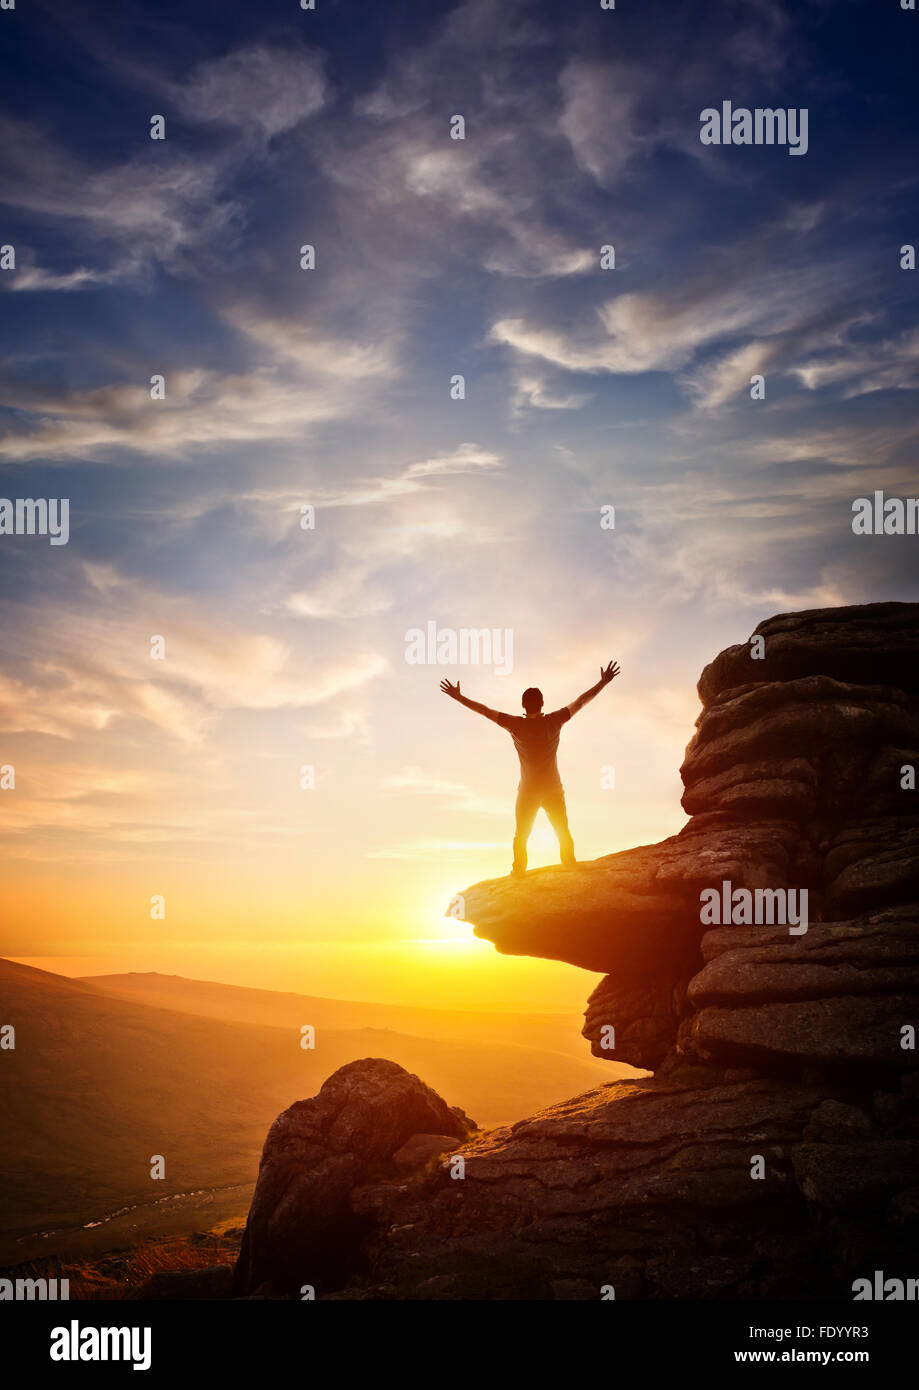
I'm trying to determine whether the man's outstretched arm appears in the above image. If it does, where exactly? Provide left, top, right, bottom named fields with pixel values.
left=440, top=678, right=507, bottom=725
left=567, top=661, right=620, bottom=717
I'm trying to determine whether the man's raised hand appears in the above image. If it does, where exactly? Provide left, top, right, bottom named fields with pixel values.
left=440, top=678, right=461, bottom=699
left=601, top=661, right=620, bottom=685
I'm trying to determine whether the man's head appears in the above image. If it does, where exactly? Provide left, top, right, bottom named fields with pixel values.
left=522, top=687, right=544, bottom=715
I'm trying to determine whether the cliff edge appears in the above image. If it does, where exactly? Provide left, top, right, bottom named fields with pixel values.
left=235, top=603, right=919, bottom=1299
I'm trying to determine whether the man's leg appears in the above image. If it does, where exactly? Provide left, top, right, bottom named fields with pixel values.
left=543, top=788, right=576, bottom=866
left=512, top=785, right=540, bottom=874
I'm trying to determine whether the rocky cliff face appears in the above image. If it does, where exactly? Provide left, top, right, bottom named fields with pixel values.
left=463, top=601, right=919, bottom=1077
left=236, top=603, right=919, bottom=1299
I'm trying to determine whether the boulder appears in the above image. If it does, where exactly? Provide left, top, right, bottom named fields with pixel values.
left=392, top=1133, right=464, bottom=1173
left=233, top=1059, right=474, bottom=1296
left=696, top=602, right=919, bottom=703
left=583, top=973, right=684, bottom=1070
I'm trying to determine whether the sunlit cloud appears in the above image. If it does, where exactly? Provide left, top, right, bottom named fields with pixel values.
left=0, top=364, right=382, bottom=461
left=313, top=445, right=502, bottom=509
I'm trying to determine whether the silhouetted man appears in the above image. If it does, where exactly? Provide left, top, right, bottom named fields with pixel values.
left=440, top=662, right=620, bottom=875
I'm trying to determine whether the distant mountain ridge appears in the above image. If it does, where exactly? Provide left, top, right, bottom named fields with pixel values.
left=0, top=959, right=619, bottom=1262
left=78, top=970, right=599, bottom=1062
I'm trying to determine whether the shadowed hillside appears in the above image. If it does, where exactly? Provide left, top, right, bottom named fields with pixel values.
left=0, top=958, right=619, bottom=1261
left=79, top=970, right=607, bottom=1066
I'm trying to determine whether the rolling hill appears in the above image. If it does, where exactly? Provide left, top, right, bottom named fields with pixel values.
left=79, top=969, right=600, bottom=1062
left=0, top=959, right=624, bottom=1260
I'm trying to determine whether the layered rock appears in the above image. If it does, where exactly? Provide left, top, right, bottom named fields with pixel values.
left=236, top=603, right=919, bottom=1299
left=682, top=907, right=919, bottom=1077
left=695, top=603, right=919, bottom=703
left=236, top=1059, right=919, bottom=1300
left=459, top=601, right=919, bottom=1077
left=343, top=1072, right=919, bottom=1300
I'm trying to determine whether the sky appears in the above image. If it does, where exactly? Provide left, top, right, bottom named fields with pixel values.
left=1, top=0, right=918, bottom=1010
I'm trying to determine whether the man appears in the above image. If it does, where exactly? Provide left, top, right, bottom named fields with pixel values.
left=440, top=661, right=620, bottom=875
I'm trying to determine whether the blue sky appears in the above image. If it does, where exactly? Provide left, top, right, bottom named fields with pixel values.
left=1, top=0, right=917, bottom=1005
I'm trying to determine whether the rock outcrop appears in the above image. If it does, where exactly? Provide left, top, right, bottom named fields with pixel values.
left=233, top=1058, right=474, bottom=1297
left=237, top=603, right=919, bottom=1299
left=682, top=907, right=919, bottom=1075
left=460, top=601, right=919, bottom=1077
left=343, top=1072, right=919, bottom=1300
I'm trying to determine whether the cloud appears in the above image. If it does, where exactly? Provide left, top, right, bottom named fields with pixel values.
left=0, top=362, right=382, bottom=462
left=0, top=42, right=325, bottom=296
left=490, top=276, right=798, bottom=377
left=0, top=115, right=237, bottom=279
left=169, top=43, right=326, bottom=137
left=225, top=304, right=402, bottom=378
left=2, top=0, right=918, bottom=890
left=2, top=260, right=128, bottom=292
left=488, top=240, right=899, bottom=411
left=791, top=327, right=919, bottom=399
left=285, top=506, right=488, bottom=623
left=682, top=340, right=781, bottom=412
left=313, top=444, right=502, bottom=510
left=511, top=372, right=591, bottom=414
left=481, top=227, right=594, bottom=279
left=558, top=61, right=644, bottom=187
left=382, top=765, right=505, bottom=814
left=308, top=6, right=596, bottom=283
left=0, top=562, right=387, bottom=744
left=286, top=566, right=393, bottom=621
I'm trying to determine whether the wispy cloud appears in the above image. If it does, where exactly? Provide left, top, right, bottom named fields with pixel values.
left=1, top=0, right=917, bottom=925
left=168, top=43, right=326, bottom=137
left=0, top=363, right=380, bottom=461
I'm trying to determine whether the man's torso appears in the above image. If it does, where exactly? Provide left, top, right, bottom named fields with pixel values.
left=496, top=708, right=571, bottom=790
